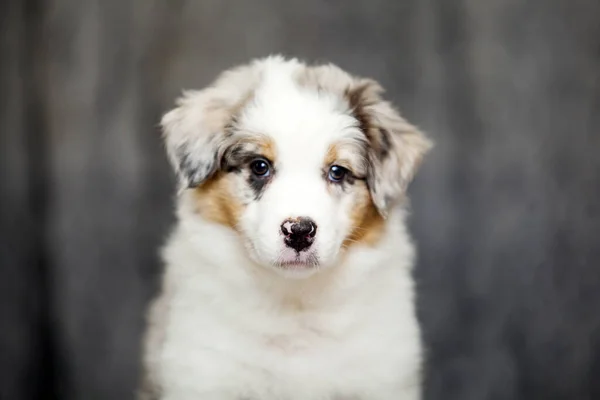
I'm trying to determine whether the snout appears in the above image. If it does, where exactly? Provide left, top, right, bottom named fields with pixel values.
left=281, top=217, right=317, bottom=252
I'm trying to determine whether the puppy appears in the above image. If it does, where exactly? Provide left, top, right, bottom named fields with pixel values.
left=139, top=55, right=432, bottom=400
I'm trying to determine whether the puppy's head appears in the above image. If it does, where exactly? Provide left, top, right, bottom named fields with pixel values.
left=162, top=56, right=431, bottom=277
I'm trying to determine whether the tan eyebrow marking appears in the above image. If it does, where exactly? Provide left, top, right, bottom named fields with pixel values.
left=324, top=140, right=368, bottom=178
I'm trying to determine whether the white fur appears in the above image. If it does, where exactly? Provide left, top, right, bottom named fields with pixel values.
left=143, top=56, right=427, bottom=400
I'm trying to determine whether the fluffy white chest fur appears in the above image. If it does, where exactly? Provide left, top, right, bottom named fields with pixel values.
left=140, top=56, right=431, bottom=400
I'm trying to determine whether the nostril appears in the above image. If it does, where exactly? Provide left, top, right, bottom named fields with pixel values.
left=281, top=220, right=293, bottom=236
left=306, top=221, right=317, bottom=238
left=306, top=220, right=317, bottom=238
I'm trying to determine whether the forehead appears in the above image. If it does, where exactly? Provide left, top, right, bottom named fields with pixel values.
left=237, top=68, right=361, bottom=166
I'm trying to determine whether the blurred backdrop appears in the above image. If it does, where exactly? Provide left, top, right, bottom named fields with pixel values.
left=1, top=0, right=600, bottom=399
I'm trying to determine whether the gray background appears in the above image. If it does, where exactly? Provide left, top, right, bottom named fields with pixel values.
left=1, top=0, right=599, bottom=399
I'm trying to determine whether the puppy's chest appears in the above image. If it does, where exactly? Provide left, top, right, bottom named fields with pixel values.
left=166, top=302, right=386, bottom=365
left=160, top=299, right=412, bottom=399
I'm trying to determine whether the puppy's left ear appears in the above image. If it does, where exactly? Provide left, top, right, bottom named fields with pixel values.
left=348, top=80, right=433, bottom=217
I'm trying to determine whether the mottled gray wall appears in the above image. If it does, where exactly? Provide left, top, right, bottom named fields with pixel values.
left=1, top=0, right=599, bottom=399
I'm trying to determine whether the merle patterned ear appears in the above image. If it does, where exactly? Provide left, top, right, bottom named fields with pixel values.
left=347, top=80, right=433, bottom=217
left=161, top=91, right=232, bottom=190
left=160, top=63, right=260, bottom=190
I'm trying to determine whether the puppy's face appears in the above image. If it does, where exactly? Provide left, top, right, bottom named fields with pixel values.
left=162, top=57, right=431, bottom=277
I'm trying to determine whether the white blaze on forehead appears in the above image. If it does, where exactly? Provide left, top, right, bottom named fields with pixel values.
left=239, top=64, right=361, bottom=171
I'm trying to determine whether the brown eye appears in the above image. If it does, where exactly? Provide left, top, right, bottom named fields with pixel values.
left=328, top=165, right=347, bottom=183
left=250, top=159, right=270, bottom=177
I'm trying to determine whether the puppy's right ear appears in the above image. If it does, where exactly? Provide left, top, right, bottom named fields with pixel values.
left=160, top=64, right=259, bottom=190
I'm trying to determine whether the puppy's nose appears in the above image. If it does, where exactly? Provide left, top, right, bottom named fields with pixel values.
left=281, top=217, right=317, bottom=252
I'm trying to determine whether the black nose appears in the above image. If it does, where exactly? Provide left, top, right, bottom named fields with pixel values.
left=281, top=217, right=317, bottom=252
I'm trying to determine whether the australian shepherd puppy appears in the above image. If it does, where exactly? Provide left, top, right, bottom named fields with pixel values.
left=139, top=55, right=432, bottom=400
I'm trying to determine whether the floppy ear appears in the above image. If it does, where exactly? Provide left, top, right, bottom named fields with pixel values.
left=160, top=64, right=259, bottom=190
left=347, top=80, right=433, bottom=217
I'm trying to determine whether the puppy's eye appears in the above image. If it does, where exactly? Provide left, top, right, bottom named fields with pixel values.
left=250, top=159, right=271, bottom=177
left=328, top=165, right=348, bottom=183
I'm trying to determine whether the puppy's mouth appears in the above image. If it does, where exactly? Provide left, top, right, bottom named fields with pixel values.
left=275, top=250, right=320, bottom=269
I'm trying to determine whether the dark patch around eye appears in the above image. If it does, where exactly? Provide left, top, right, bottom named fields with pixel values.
left=221, top=141, right=275, bottom=200
left=247, top=158, right=274, bottom=200
left=340, top=170, right=357, bottom=187
left=221, top=142, right=260, bottom=172
left=247, top=171, right=271, bottom=200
